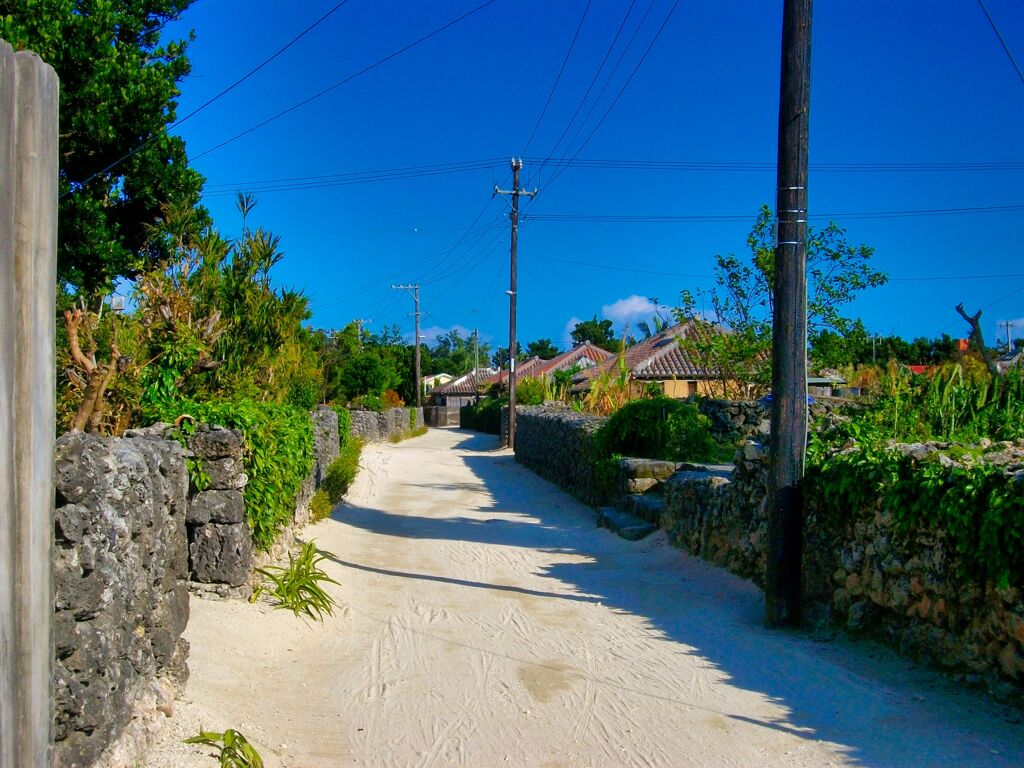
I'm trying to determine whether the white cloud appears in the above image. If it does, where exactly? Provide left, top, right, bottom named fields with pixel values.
left=601, top=295, right=672, bottom=327
left=561, top=316, right=582, bottom=346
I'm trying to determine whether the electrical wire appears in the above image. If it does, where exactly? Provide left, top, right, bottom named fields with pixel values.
left=976, top=0, right=1024, bottom=87
left=541, top=0, right=682, bottom=192
left=521, top=0, right=593, bottom=157
left=533, top=0, right=639, bottom=183
left=524, top=204, right=1024, bottom=222
left=62, top=0, right=351, bottom=199
left=200, top=157, right=1024, bottom=196
left=191, top=0, right=499, bottom=160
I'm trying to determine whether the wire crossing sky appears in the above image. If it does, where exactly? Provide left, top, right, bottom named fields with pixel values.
left=166, top=0, right=1024, bottom=348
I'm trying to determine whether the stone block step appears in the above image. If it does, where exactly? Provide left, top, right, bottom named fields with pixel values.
left=597, top=507, right=657, bottom=541
left=622, top=493, right=665, bottom=525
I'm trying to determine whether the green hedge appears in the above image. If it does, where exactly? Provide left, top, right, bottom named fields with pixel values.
left=596, top=398, right=719, bottom=462
left=461, top=399, right=502, bottom=434
left=153, top=399, right=314, bottom=551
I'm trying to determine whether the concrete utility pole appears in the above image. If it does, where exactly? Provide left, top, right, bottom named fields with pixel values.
left=392, top=285, right=422, bottom=407
left=766, top=0, right=812, bottom=629
left=1000, top=320, right=1014, bottom=351
left=353, top=318, right=370, bottom=351
left=473, top=327, right=480, bottom=378
left=1, top=39, right=59, bottom=768
left=493, top=158, right=537, bottom=449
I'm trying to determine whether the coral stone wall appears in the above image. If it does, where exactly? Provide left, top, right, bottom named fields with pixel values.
left=513, top=405, right=1024, bottom=699
left=514, top=406, right=606, bottom=505
left=348, top=407, right=423, bottom=442
left=53, top=430, right=191, bottom=768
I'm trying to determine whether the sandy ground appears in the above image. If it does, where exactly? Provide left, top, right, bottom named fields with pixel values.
left=150, top=427, right=1023, bottom=768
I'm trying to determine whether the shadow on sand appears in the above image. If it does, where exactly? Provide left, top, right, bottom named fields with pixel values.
left=329, top=428, right=1022, bottom=768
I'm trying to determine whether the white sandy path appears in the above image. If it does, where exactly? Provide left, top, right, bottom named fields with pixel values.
left=151, top=427, right=1022, bottom=768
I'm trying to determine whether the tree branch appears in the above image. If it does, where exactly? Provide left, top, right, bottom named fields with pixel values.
left=955, top=303, right=1000, bottom=377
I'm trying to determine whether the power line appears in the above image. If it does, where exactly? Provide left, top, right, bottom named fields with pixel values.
left=200, top=156, right=1024, bottom=196
left=521, top=0, right=593, bottom=157
left=192, top=0, right=499, bottom=161
left=524, top=203, right=1024, bottom=222
left=62, top=0, right=351, bottom=199
left=535, top=0, right=639, bottom=179
left=203, top=159, right=504, bottom=196
left=977, top=0, right=1024, bottom=87
left=546, top=255, right=1024, bottom=283
left=542, top=0, right=682, bottom=192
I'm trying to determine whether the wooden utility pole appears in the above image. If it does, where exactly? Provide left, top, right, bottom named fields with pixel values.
left=1, top=39, right=59, bottom=768
left=766, top=0, right=812, bottom=628
left=493, top=158, right=536, bottom=448
left=392, top=285, right=422, bottom=407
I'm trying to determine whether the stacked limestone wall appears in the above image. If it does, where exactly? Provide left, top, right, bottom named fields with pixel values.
left=513, top=405, right=1024, bottom=699
left=348, top=407, right=423, bottom=442
left=53, top=430, right=191, bottom=768
left=514, top=406, right=606, bottom=505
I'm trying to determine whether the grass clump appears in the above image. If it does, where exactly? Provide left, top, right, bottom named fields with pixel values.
left=323, top=437, right=363, bottom=502
left=309, top=488, right=333, bottom=522
left=184, top=728, right=263, bottom=767
left=254, top=540, right=339, bottom=621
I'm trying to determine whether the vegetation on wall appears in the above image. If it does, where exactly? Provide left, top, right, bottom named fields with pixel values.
left=154, top=399, right=314, bottom=551
left=595, top=398, right=723, bottom=463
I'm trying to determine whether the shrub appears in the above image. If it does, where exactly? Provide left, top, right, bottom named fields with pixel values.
left=596, top=397, right=717, bottom=462
left=309, top=489, right=333, bottom=522
left=323, top=437, right=363, bottom=503
left=153, top=399, right=313, bottom=551
left=382, top=389, right=404, bottom=409
left=350, top=393, right=384, bottom=412
left=461, top=398, right=502, bottom=434
left=331, top=405, right=351, bottom=446
left=516, top=377, right=546, bottom=405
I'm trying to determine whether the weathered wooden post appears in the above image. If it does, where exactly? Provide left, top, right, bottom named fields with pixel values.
left=0, top=38, right=59, bottom=768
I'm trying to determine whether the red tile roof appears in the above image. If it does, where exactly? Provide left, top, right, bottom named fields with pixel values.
left=537, top=341, right=614, bottom=375
left=430, top=371, right=486, bottom=396
left=576, top=322, right=725, bottom=385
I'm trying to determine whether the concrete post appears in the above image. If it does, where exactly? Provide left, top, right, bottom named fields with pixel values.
left=0, top=38, right=59, bottom=768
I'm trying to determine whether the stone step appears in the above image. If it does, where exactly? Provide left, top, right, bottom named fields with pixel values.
left=596, top=507, right=657, bottom=541
left=622, top=493, right=665, bottom=525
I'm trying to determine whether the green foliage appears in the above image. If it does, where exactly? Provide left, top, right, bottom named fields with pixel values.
left=408, top=407, right=416, bottom=431
left=851, top=362, right=1024, bottom=443
left=806, top=441, right=1024, bottom=588
left=595, top=398, right=718, bottom=462
left=323, top=438, right=364, bottom=503
left=570, top=316, right=619, bottom=352
left=516, top=377, right=546, bottom=406
left=309, top=489, right=333, bottom=523
left=526, top=338, right=560, bottom=359
left=425, top=328, right=490, bottom=377
left=150, top=399, right=313, bottom=551
left=674, top=205, right=886, bottom=394
left=460, top=398, right=502, bottom=434
left=184, top=727, right=263, bottom=768
left=254, top=541, right=339, bottom=621
left=332, top=405, right=352, bottom=446
left=1, top=0, right=205, bottom=293
left=491, top=342, right=523, bottom=369
left=186, top=457, right=210, bottom=493
left=350, top=393, right=385, bottom=412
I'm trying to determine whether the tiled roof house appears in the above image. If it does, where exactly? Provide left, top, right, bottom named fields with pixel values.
left=573, top=322, right=739, bottom=398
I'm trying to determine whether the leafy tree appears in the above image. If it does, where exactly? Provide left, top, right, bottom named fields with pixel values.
left=570, top=316, right=619, bottom=352
left=676, top=205, right=887, bottom=392
left=1, top=0, right=204, bottom=293
left=491, top=342, right=523, bottom=369
left=526, top=338, right=560, bottom=359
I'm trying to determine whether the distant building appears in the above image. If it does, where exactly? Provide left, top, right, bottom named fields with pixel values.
left=572, top=322, right=744, bottom=398
left=422, top=373, right=454, bottom=393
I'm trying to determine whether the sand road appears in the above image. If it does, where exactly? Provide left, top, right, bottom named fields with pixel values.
left=152, top=427, right=1022, bottom=767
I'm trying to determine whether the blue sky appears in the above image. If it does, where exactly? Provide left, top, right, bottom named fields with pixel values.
left=165, top=0, right=1024, bottom=351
